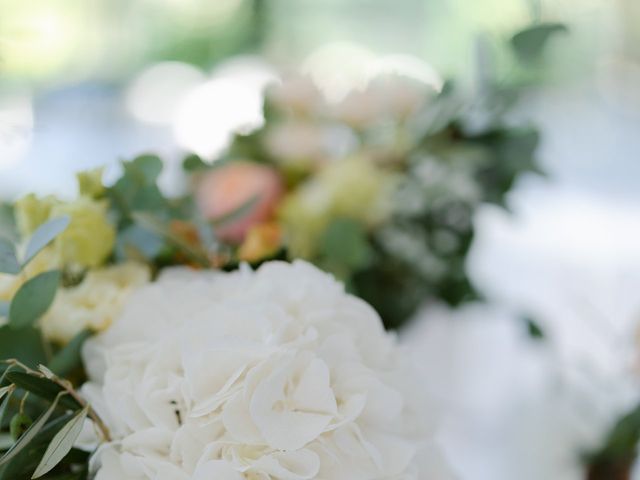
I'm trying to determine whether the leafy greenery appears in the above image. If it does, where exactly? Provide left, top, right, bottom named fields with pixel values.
left=9, top=271, right=61, bottom=329
left=511, top=22, right=568, bottom=63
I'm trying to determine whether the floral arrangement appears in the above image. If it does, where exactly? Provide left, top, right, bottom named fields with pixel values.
left=0, top=167, right=452, bottom=478
left=188, top=71, right=541, bottom=329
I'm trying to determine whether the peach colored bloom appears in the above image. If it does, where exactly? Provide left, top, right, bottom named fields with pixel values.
left=197, top=162, right=283, bottom=243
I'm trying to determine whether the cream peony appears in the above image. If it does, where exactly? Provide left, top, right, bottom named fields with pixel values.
left=82, top=261, right=451, bottom=480
left=41, top=263, right=150, bottom=344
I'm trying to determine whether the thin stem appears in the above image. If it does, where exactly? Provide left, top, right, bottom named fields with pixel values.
left=3, top=359, right=111, bottom=442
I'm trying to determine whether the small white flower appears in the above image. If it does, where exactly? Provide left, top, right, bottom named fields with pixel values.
left=83, top=261, right=451, bottom=479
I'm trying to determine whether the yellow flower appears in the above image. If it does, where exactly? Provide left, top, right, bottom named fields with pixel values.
left=50, top=197, right=115, bottom=268
left=14, top=194, right=58, bottom=237
left=13, top=193, right=115, bottom=269
left=238, top=223, right=282, bottom=263
left=279, top=157, right=395, bottom=258
left=41, top=262, right=150, bottom=344
left=76, top=167, right=105, bottom=198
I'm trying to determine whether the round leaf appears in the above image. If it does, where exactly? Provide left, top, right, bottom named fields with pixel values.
left=9, top=271, right=61, bottom=329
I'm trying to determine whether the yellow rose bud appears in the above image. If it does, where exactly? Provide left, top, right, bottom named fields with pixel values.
left=40, top=262, right=150, bottom=343
left=14, top=194, right=58, bottom=237
left=279, top=157, right=394, bottom=258
left=50, top=197, right=115, bottom=268
left=238, top=223, right=282, bottom=263
left=77, top=167, right=105, bottom=198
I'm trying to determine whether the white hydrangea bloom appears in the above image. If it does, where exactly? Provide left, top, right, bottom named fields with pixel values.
left=82, top=261, right=452, bottom=480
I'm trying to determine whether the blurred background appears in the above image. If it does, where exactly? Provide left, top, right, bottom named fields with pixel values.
left=1, top=0, right=640, bottom=479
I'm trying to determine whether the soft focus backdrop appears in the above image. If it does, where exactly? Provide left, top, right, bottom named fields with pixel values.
left=1, top=1, right=640, bottom=479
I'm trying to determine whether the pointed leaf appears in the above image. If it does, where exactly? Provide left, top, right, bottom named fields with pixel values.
left=0, top=238, right=19, bottom=275
left=511, top=23, right=568, bottom=62
left=0, top=393, right=63, bottom=468
left=9, top=271, right=60, bottom=329
left=0, top=386, right=11, bottom=403
left=22, top=217, right=70, bottom=267
left=31, top=405, right=89, bottom=478
left=4, top=372, right=80, bottom=410
left=0, top=387, right=13, bottom=425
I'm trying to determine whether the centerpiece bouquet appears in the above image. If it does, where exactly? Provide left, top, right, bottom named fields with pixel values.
left=0, top=164, right=452, bottom=478
left=0, top=21, right=564, bottom=479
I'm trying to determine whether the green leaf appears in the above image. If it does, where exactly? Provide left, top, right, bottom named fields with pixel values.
left=182, top=154, right=209, bottom=172
left=31, top=405, right=89, bottom=478
left=132, top=212, right=210, bottom=267
left=0, top=302, right=8, bottom=318
left=0, top=327, right=47, bottom=369
left=4, top=373, right=80, bottom=411
left=319, top=219, right=373, bottom=275
left=9, top=271, right=60, bottom=329
left=48, top=330, right=92, bottom=378
left=0, top=413, right=74, bottom=480
left=210, top=195, right=259, bottom=229
left=0, top=393, right=63, bottom=468
left=22, top=217, right=70, bottom=267
left=0, top=238, right=19, bottom=275
left=0, top=387, right=13, bottom=426
left=124, top=155, right=163, bottom=185
left=511, top=22, right=568, bottom=62
left=0, top=387, right=11, bottom=403
left=115, top=225, right=164, bottom=262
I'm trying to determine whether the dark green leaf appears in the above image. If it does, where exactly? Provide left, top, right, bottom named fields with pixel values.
left=22, top=217, right=70, bottom=267
left=4, top=373, right=80, bottom=411
left=0, top=412, right=74, bottom=480
left=0, top=327, right=47, bottom=368
left=9, top=271, right=60, bottom=329
left=511, top=22, right=568, bottom=62
left=0, top=239, right=19, bottom=275
left=320, top=219, right=373, bottom=274
left=0, top=393, right=63, bottom=468
left=32, top=404, right=89, bottom=478
left=48, top=330, right=92, bottom=377
left=182, top=154, right=209, bottom=172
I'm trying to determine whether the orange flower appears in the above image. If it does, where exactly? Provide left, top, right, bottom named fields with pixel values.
left=196, top=162, right=284, bottom=244
left=238, top=223, right=282, bottom=263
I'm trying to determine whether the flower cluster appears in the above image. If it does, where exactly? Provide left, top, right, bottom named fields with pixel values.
left=82, top=261, right=447, bottom=479
left=190, top=71, right=540, bottom=328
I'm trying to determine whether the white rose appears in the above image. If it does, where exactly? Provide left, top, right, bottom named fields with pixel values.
left=83, top=261, right=451, bottom=479
left=41, top=262, right=150, bottom=344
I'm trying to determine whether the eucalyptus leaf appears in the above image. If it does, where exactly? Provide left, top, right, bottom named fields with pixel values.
left=31, top=405, right=89, bottom=478
left=9, top=271, right=61, bottom=329
left=132, top=212, right=209, bottom=266
left=511, top=22, right=568, bottom=62
left=22, top=217, right=70, bottom=267
left=0, top=327, right=47, bottom=369
left=4, top=373, right=80, bottom=411
left=48, top=330, right=92, bottom=377
left=0, top=393, right=63, bottom=468
left=0, top=239, right=19, bottom=275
